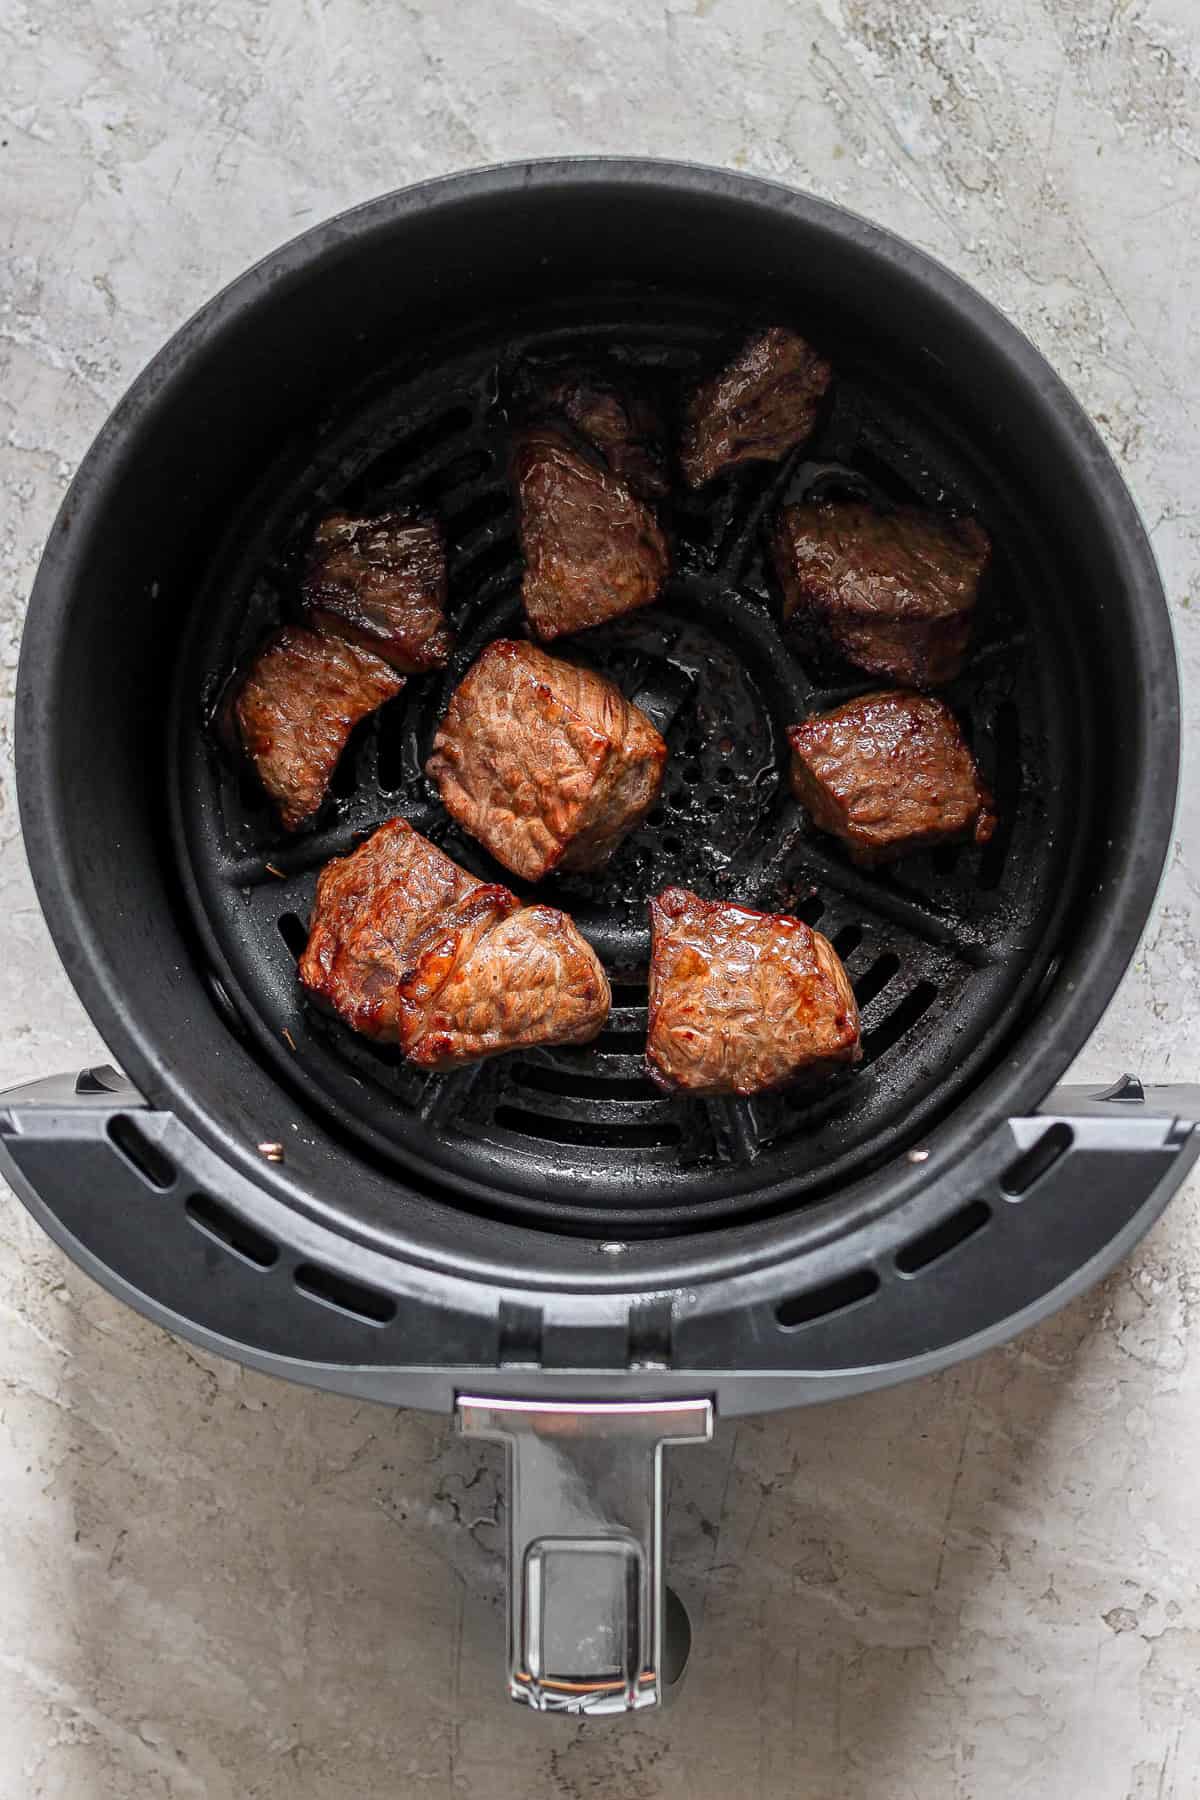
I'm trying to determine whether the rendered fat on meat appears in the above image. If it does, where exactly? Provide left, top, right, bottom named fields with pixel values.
left=302, top=509, right=454, bottom=673
left=299, top=818, right=610, bottom=1067
left=773, top=498, right=990, bottom=687
left=234, top=625, right=404, bottom=832
left=679, top=326, right=833, bottom=488
left=788, top=690, right=996, bottom=866
left=426, top=639, right=667, bottom=883
left=512, top=424, right=669, bottom=639
left=646, top=886, right=861, bottom=1097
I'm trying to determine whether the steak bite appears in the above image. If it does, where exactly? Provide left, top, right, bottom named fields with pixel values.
left=513, top=360, right=669, bottom=500
left=646, top=886, right=861, bottom=1097
left=512, top=424, right=669, bottom=639
left=301, top=509, right=453, bottom=672
left=234, top=626, right=403, bottom=832
left=299, top=818, right=610, bottom=1066
left=426, top=639, right=667, bottom=883
left=789, top=690, right=995, bottom=866
left=773, top=498, right=989, bottom=687
left=680, top=326, right=832, bottom=488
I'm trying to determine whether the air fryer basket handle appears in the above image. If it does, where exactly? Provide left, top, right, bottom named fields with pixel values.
left=458, top=1395, right=713, bottom=1713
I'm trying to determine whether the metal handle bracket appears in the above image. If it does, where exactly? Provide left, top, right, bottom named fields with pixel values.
left=458, top=1395, right=713, bottom=1714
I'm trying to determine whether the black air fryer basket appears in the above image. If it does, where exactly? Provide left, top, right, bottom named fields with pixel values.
left=5, top=161, right=1197, bottom=1714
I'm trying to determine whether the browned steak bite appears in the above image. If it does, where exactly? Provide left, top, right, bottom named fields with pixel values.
left=680, top=326, right=832, bottom=487
left=512, top=424, right=669, bottom=639
left=646, top=886, right=861, bottom=1097
left=299, top=818, right=610, bottom=1067
left=772, top=498, right=989, bottom=687
left=301, top=509, right=453, bottom=672
left=788, top=690, right=996, bottom=866
left=234, top=626, right=403, bottom=832
left=513, top=360, right=669, bottom=501
left=426, top=639, right=667, bottom=883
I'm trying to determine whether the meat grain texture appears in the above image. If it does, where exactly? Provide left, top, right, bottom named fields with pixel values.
left=773, top=497, right=989, bottom=687
left=234, top=625, right=404, bottom=831
left=302, top=509, right=454, bottom=672
left=426, top=639, right=667, bottom=882
left=299, top=818, right=610, bottom=1067
left=512, top=423, right=669, bottom=638
left=646, top=886, right=861, bottom=1096
left=789, top=690, right=995, bottom=865
left=512, top=359, right=670, bottom=500
left=680, top=326, right=832, bottom=487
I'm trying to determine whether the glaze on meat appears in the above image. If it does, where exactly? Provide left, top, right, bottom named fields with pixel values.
left=302, top=509, right=453, bottom=672
left=773, top=498, right=989, bottom=687
left=512, top=360, right=669, bottom=501
left=789, top=690, right=996, bottom=865
left=646, top=886, right=861, bottom=1096
left=512, top=424, right=669, bottom=639
left=234, top=626, right=403, bottom=832
left=426, top=639, right=667, bottom=883
left=680, top=326, right=832, bottom=488
left=299, top=819, right=610, bottom=1067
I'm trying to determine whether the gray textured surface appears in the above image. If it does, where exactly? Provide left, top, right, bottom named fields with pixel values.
left=3, top=0, right=1200, bottom=1793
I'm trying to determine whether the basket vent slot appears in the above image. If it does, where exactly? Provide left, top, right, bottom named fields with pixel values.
left=515, top=1063, right=653, bottom=1103
left=862, top=980, right=939, bottom=1063
left=853, top=952, right=901, bottom=1010
left=187, top=1194, right=279, bottom=1269
left=1001, top=1121, right=1073, bottom=1197
left=776, top=1267, right=880, bottom=1330
left=492, top=1107, right=680, bottom=1150
left=278, top=912, right=308, bottom=961
left=294, top=1263, right=397, bottom=1324
left=107, top=1115, right=175, bottom=1192
left=895, top=1198, right=991, bottom=1275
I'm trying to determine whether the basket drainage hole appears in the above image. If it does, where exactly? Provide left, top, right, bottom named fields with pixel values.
left=107, top=1115, right=175, bottom=1191
left=683, top=763, right=703, bottom=784
left=895, top=1199, right=991, bottom=1275
left=493, top=1107, right=680, bottom=1150
left=863, top=980, right=939, bottom=1062
left=187, top=1195, right=278, bottom=1270
left=776, top=1267, right=879, bottom=1330
left=278, top=913, right=308, bottom=961
left=716, top=766, right=735, bottom=785
left=662, top=834, right=684, bottom=857
left=854, top=952, right=901, bottom=1010
left=294, top=1263, right=397, bottom=1325
left=1001, top=1122, right=1073, bottom=1198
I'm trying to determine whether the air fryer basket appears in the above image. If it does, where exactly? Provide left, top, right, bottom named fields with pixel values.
left=174, top=296, right=1074, bottom=1235
left=4, top=162, right=1196, bottom=1712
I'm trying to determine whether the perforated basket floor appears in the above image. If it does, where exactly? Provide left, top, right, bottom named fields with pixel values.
left=171, top=296, right=1081, bottom=1234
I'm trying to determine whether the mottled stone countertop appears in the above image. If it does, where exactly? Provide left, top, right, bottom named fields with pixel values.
left=3, top=1, right=1200, bottom=1794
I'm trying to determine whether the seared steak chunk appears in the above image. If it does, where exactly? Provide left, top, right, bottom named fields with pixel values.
left=512, top=424, right=669, bottom=639
left=646, top=886, right=861, bottom=1096
left=773, top=498, right=989, bottom=687
left=680, top=327, right=832, bottom=487
left=426, top=640, right=666, bottom=882
left=789, top=691, right=995, bottom=865
left=235, top=626, right=403, bottom=832
left=513, top=360, right=669, bottom=500
left=299, top=818, right=609, bottom=1066
left=302, top=509, right=453, bottom=672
